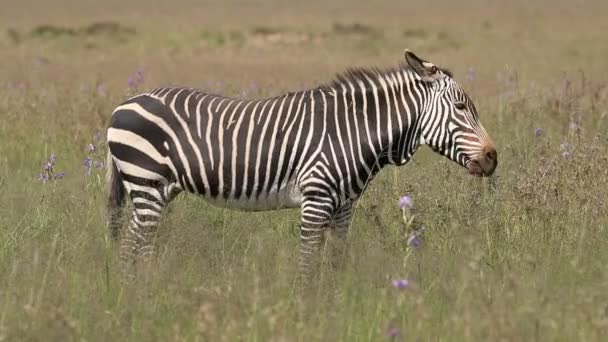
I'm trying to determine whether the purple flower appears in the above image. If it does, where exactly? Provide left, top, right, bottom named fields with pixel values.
left=407, top=233, right=422, bottom=249
left=534, top=128, right=542, bottom=137
left=562, top=150, right=571, bottom=159
left=387, top=327, right=400, bottom=338
left=135, top=68, right=144, bottom=83
left=466, top=67, right=476, bottom=81
left=391, top=279, right=410, bottom=290
left=32, top=57, right=49, bottom=67
left=37, top=153, right=64, bottom=182
left=83, top=157, right=92, bottom=169
left=87, top=143, right=96, bottom=153
left=128, top=75, right=137, bottom=88
left=97, top=83, right=106, bottom=97
left=128, top=68, right=145, bottom=89
left=399, top=195, right=413, bottom=210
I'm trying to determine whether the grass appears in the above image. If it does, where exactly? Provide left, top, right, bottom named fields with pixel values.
left=1, top=0, right=608, bottom=340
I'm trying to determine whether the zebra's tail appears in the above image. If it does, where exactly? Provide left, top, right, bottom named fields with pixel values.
left=106, top=151, right=125, bottom=241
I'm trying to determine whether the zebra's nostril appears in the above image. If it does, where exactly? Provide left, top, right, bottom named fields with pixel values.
left=485, top=149, right=497, bottom=162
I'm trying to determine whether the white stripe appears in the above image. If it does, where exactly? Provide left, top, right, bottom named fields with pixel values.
left=112, top=158, right=167, bottom=182
left=107, top=128, right=178, bottom=177
left=230, top=101, right=252, bottom=198
left=133, top=197, right=163, bottom=210
left=218, top=100, right=241, bottom=196
left=242, top=100, right=266, bottom=198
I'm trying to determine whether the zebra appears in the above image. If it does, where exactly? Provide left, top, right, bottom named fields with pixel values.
left=106, top=49, right=497, bottom=276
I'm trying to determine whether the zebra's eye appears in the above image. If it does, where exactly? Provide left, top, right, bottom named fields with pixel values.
left=454, top=102, right=466, bottom=111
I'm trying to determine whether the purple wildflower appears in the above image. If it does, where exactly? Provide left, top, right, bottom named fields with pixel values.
left=407, top=233, right=422, bottom=249
left=87, top=143, right=96, bottom=153
left=128, top=75, right=137, bottom=88
left=466, top=67, right=476, bottom=81
left=37, top=153, right=65, bottom=182
left=534, top=128, right=542, bottom=137
left=399, top=195, right=413, bottom=210
left=128, top=68, right=145, bottom=89
left=97, top=83, right=106, bottom=97
left=32, top=57, right=49, bottom=67
left=391, top=279, right=410, bottom=290
left=387, top=327, right=400, bottom=338
left=559, top=142, right=572, bottom=159
left=135, top=68, right=144, bottom=83
left=83, top=157, right=92, bottom=169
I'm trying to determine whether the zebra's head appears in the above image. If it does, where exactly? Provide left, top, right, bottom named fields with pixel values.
left=404, top=50, right=497, bottom=177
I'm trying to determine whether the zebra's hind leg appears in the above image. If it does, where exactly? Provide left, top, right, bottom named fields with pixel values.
left=327, top=202, right=353, bottom=271
left=121, top=181, right=180, bottom=274
left=298, top=197, right=334, bottom=284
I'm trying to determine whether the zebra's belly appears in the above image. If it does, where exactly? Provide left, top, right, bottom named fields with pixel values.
left=201, top=181, right=303, bottom=211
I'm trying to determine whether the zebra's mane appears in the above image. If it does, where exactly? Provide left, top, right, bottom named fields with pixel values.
left=319, top=63, right=453, bottom=90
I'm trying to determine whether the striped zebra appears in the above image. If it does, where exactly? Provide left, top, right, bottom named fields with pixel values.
left=106, top=50, right=497, bottom=275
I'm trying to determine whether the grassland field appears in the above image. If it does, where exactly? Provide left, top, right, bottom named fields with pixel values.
left=1, top=0, right=608, bottom=341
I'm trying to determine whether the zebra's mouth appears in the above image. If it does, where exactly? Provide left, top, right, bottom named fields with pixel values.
left=466, top=158, right=497, bottom=177
left=466, top=160, right=485, bottom=177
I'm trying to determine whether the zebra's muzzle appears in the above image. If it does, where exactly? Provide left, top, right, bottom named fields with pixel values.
left=467, top=146, right=497, bottom=177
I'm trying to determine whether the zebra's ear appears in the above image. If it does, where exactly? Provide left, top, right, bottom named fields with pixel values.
left=404, top=49, right=445, bottom=83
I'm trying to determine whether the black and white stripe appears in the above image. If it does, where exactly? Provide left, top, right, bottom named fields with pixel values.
left=106, top=50, right=497, bottom=275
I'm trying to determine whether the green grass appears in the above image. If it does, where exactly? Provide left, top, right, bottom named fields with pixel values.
left=1, top=0, right=608, bottom=340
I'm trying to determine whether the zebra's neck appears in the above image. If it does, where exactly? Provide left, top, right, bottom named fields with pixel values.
left=321, top=66, right=428, bottom=172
